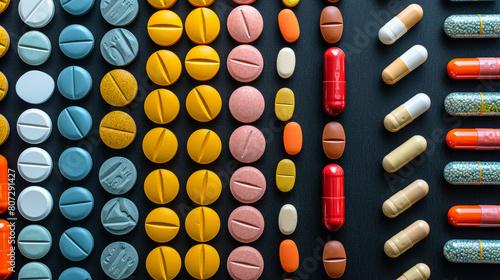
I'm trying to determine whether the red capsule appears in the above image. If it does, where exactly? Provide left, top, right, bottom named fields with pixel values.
left=447, top=58, right=500, bottom=79
left=448, top=205, right=500, bottom=227
left=0, top=220, right=12, bottom=279
left=323, top=47, right=346, bottom=116
left=446, top=129, right=500, bottom=150
left=0, top=156, right=8, bottom=214
left=322, top=164, right=345, bottom=232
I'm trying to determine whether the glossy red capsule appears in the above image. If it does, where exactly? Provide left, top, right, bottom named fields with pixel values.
left=446, top=129, right=500, bottom=150
left=322, top=164, right=345, bottom=232
left=447, top=58, right=500, bottom=79
left=323, top=47, right=346, bottom=116
left=448, top=205, right=500, bottom=227
left=0, top=220, right=12, bottom=279
left=0, top=156, right=8, bottom=214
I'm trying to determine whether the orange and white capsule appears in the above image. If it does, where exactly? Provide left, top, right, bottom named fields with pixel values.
left=0, top=156, right=8, bottom=214
left=448, top=205, right=500, bottom=227
left=0, top=220, right=12, bottom=279
left=382, top=45, right=428, bottom=85
left=379, top=4, right=424, bottom=45
left=447, top=129, right=500, bottom=150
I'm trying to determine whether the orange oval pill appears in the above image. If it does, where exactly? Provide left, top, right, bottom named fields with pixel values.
left=278, top=9, right=300, bottom=43
left=279, top=239, right=299, bottom=273
left=284, top=122, right=302, bottom=155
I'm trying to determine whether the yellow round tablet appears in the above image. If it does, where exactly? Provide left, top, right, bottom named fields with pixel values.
left=100, top=69, right=137, bottom=107
left=143, top=127, right=178, bottom=163
left=144, top=89, right=180, bottom=124
left=99, top=111, right=136, bottom=149
left=186, top=85, right=221, bottom=122
left=187, top=129, right=221, bottom=164
left=145, top=207, right=180, bottom=243
left=146, top=246, right=181, bottom=280
left=148, top=0, right=176, bottom=9
left=186, top=170, right=222, bottom=205
left=0, top=0, right=10, bottom=14
left=148, top=10, right=183, bottom=46
left=144, top=169, right=179, bottom=204
left=147, top=50, right=182, bottom=86
left=185, top=45, right=220, bottom=81
left=0, top=114, right=9, bottom=145
left=188, top=0, right=214, bottom=7
left=185, top=244, right=219, bottom=280
left=185, top=8, right=220, bottom=44
left=0, top=72, right=8, bottom=102
left=185, top=207, right=220, bottom=242
left=0, top=26, right=9, bottom=59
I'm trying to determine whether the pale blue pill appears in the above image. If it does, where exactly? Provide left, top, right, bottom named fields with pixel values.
left=100, top=242, right=138, bottom=280
left=61, top=0, right=95, bottom=16
left=18, top=31, right=52, bottom=66
left=59, top=267, right=92, bottom=280
left=57, top=66, right=92, bottom=100
left=57, top=106, right=92, bottom=140
left=18, top=225, right=52, bottom=260
left=99, top=157, right=137, bottom=195
left=101, top=197, right=138, bottom=235
left=100, top=0, right=139, bottom=27
left=59, top=187, right=94, bottom=221
left=59, top=25, right=94, bottom=59
left=58, top=147, right=93, bottom=181
left=60, top=227, right=93, bottom=261
left=101, top=28, right=139, bottom=66
left=19, top=262, right=52, bottom=280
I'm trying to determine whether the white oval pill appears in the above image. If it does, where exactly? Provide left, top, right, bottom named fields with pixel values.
left=18, top=0, right=55, bottom=28
left=16, top=71, right=54, bottom=104
left=17, top=147, right=53, bottom=183
left=17, top=109, right=52, bottom=144
left=18, top=186, right=53, bottom=221
left=278, top=204, right=297, bottom=235
left=277, top=47, right=295, bottom=79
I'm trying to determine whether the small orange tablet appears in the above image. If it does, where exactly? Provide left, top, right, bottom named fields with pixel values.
left=284, top=122, right=302, bottom=155
left=279, top=239, right=299, bottom=273
left=278, top=9, right=300, bottom=43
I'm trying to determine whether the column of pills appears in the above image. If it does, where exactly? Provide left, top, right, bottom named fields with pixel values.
left=378, top=4, right=432, bottom=279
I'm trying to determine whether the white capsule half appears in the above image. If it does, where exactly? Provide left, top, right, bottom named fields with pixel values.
left=379, top=4, right=424, bottom=45
left=404, top=93, right=431, bottom=119
left=400, top=45, right=428, bottom=71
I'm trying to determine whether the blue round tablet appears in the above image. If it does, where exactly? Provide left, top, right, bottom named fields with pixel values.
left=57, top=106, right=92, bottom=140
left=59, top=187, right=94, bottom=221
left=18, top=31, right=52, bottom=66
left=101, top=28, right=139, bottom=67
left=59, top=25, right=94, bottom=59
left=18, top=225, right=52, bottom=260
left=58, top=267, right=92, bottom=280
left=18, top=262, right=52, bottom=280
left=100, top=0, right=139, bottom=27
left=57, top=66, right=92, bottom=100
left=58, top=147, right=93, bottom=181
left=60, top=227, right=94, bottom=261
left=60, top=0, right=95, bottom=16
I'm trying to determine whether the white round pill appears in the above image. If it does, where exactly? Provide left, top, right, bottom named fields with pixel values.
left=16, top=71, right=54, bottom=104
left=17, top=109, right=52, bottom=144
left=17, top=147, right=53, bottom=183
left=18, top=186, right=53, bottom=221
left=18, top=0, right=55, bottom=28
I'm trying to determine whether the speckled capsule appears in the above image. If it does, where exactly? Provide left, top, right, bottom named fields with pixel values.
left=444, top=161, right=500, bottom=185
left=444, top=92, right=500, bottom=116
left=444, top=15, right=500, bottom=38
left=444, top=239, right=500, bottom=264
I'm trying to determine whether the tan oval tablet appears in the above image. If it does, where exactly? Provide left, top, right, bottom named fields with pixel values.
left=323, top=240, right=346, bottom=278
left=384, top=220, right=430, bottom=258
left=278, top=204, right=297, bottom=235
left=397, top=263, right=431, bottom=280
left=276, top=159, right=296, bottom=192
left=382, top=179, right=429, bottom=218
left=275, top=88, right=295, bottom=121
left=320, top=6, right=343, bottom=44
left=322, top=122, right=345, bottom=160
left=382, top=135, right=427, bottom=173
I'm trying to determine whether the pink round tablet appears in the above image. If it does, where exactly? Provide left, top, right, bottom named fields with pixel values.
left=229, top=86, right=265, bottom=123
left=232, top=0, right=256, bottom=4
left=230, top=166, right=266, bottom=203
left=227, top=246, right=264, bottom=280
left=228, top=206, right=264, bottom=243
left=227, top=6, right=263, bottom=43
left=227, top=45, right=264, bottom=83
left=229, top=125, right=266, bottom=163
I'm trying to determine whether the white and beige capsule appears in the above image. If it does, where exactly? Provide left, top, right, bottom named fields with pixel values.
left=397, top=263, right=431, bottom=280
left=382, top=45, right=428, bottom=85
left=382, top=135, right=427, bottom=173
left=384, top=93, right=431, bottom=132
left=277, top=47, right=296, bottom=79
left=384, top=220, right=430, bottom=258
left=379, top=4, right=424, bottom=45
left=383, top=179, right=429, bottom=218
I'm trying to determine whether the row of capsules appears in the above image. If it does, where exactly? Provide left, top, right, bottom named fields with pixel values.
left=440, top=0, right=500, bottom=265
left=378, top=3, right=434, bottom=280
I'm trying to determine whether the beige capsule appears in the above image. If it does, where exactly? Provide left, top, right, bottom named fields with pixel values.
left=382, top=135, right=427, bottom=173
left=384, top=93, right=431, bottom=132
left=382, top=45, right=427, bottom=85
left=397, top=263, right=431, bottom=280
left=384, top=220, right=429, bottom=258
left=383, top=179, right=429, bottom=218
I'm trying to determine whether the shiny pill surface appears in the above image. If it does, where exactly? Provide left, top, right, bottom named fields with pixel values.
left=382, top=179, right=429, bottom=218
left=449, top=205, right=500, bottom=227
left=445, top=92, right=500, bottom=116
left=320, top=6, right=343, bottom=44
left=447, top=58, right=500, bottom=79
left=0, top=220, right=11, bottom=279
left=144, top=169, right=179, bottom=204
left=323, top=164, right=344, bottom=232
left=143, top=127, right=178, bottom=163
left=146, top=50, right=182, bottom=86
left=185, top=8, right=220, bottom=44
left=444, top=239, right=500, bottom=263
left=147, top=10, right=183, bottom=46
left=186, top=85, right=221, bottom=122
left=379, top=4, right=423, bottom=45
left=144, top=89, right=180, bottom=124
left=447, top=129, right=500, bottom=150
left=384, top=220, right=430, bottom=258
left=444, top=14, right=500, bottom=38
left=444, top=161, right=500, bottom=185
left=185, top=45, right=220, bottom=81
left=382, top=135, right=427, bottom=173
left=384, top=93, right=431, bottom=132
left=187, top=170, right=222, bottom=205
left=382, top=45, right=427, bottom=85
left=0, top=156, right=8, bottom=213
left=324, top=48, right=346, bottom=116
left=99, top=111, right=136, bottom=149
left=323, top=240, right=346, bottom=278
left=322, top=122, right=346, bottom=160
left=227, top=5, right=263, bottom=43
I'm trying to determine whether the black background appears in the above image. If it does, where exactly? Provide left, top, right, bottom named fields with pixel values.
left=1, top=0, right=500, bottom=279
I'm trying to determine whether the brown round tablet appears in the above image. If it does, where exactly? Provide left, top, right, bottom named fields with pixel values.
left=323, top=240, right=346, bottom=278
left=320, top=6, right=343, bottom=44
left=228, top=206, right=264, bottom=243
left=230, top=166, right=266, bottom=204
left=227, top=246, right=264, bottom=280
left=322, top=122, right=346, bottom=160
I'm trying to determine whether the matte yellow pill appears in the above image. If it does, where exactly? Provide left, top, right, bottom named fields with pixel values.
left=147, top=50, right=182, bottom=86
left=0, top=0, right=9, bottom=14
left=186, top=85, right=221, bottom=122
left=144, top=169, right=179, bottom=204
left=148, top=10, right=183, bottom=46
left=186, top=170, right=222, bottom=205
left=275, top=88, right=295, bottom=121
left=185, top=206, right=220, bottom=242
left=185, top=244, right=220, bottom=280
left=146, top=246, right=182, bottom=280
left=145, top=207, right=180, bottom=243
left=0, top=72, right=8, bottom=101
left=276, top=159, right=296, bottom=192
left=0, top=114, right=9, bottom=145
left=100, top=69, right=137, bottom=107
left=0, top=26, right=9, bottom=59
left=188, top=0, right=214, bottom=7
left=283, top=0, right=299, bottom=8
left=143, top=127, right=178, bottom=163
left=99, top=111, right=136, bottom=149
left=144, top=89, right=180, bottom=124
left=185, top=8, right=220, bottom=44
left=187, top=129, right=221, bottom=164
left=185, top=45, right=220, bottom=81
left=148, top=0, right=176, bottom=9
